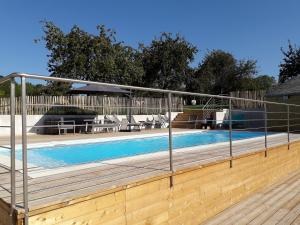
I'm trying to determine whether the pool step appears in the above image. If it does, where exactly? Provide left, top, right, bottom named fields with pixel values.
left=172, top=110, right=205, bottom=129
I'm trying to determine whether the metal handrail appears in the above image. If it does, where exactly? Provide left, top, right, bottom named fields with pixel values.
left=202, top=97, right=214, bottom=109
left=1, top=72, right=300, bottom=107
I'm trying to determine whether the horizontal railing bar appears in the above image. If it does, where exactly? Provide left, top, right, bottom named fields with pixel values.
left=289, top=123, right=300, bottom=127
left=18, top=119, right=297, bottom=126
left=0, top=146, right=11, bottom=150
left=4, top=121, right=297, bottom=128
left=233, top=125, right=288, bottom=131
left=0, top=72, right=299, bottom=107
left=0, top=74, right=14, bottom=85
left=267, top=111, right=289, bottom=114
left=231, top=110, right=265, bottom=113
left=232, top=127, right=266, bottom=131
left=231, top=110, right=292, bottom=114
left=25, top=124, right=115, bottom=128
left=173, top=118, right=289, bottom=123
left=183, top=106, right=229, bottom=110
left=23, top=107, right=298, bottom=112
left=290, top=129, right=300, bottom=132
left=266, top=125, right=289, bottom=128
left=26, top=104, right=174, bottom=110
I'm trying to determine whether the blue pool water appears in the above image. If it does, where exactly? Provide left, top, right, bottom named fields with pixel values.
left=0, top=131, right=267, bottom=168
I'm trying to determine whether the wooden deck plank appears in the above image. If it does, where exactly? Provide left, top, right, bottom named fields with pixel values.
left=262, top=192, right=300, bottom=225
left=291, top=214, right=300, bottom=225
left=0, top=166, right=9, bottom=174
left=202, top=169, right=300, bottom=225
left=0, top=144, right=258, bottom=200
left=247, top=184, right=300, bottom=225
left=0, top=145, right=231, bottom=195
left=0, top=151, right=227, bottom=202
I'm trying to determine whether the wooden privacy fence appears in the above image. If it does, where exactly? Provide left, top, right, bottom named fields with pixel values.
left=230, top=90, right=266, bottom=109
left=0, top=95, right=183, bottom=115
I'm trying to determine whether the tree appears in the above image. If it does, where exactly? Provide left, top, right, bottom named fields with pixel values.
left=141, top=33, right=197, bottom=90
left=0, top=76, right=10, bottom=97
left=239, top=75, right=276, bottom=91
left=191, top=50, right=257, bottom=94
left=0, top=76, right=46, bottom=97
left=279, top=41, right=300, bottom=83
left=39, top=21, right=144, bottom=86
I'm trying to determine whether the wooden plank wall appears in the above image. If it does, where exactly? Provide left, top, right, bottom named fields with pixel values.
left=230, top=90, right=266, bottom=109
left=0, top=200, right=12, bottom=225
left=267, top=96, right=300, bottom=132
left=14, top=142, right=300, bottom=225
left=0, top=96, right=183, bottom=115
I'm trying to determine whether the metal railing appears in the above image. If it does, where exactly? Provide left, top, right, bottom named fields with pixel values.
left=1, top=72, right=300, bottom=225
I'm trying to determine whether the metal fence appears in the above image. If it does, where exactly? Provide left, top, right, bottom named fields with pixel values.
left=0, top=73, right=300, bottom=225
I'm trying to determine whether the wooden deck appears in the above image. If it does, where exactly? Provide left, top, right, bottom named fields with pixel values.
left=202, top=168, right=300, bottom=225
left=0, top=130, right=300, bottom=215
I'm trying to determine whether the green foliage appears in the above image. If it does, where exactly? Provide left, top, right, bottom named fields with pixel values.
left=45, top=107, right=97, bottom=115
left=240, top=75, right=276, bottom=91
left=190, top=50, right=258, bottom=94
left=0, top=76, right=52, bottom=97
left=41, top=21, right=144, bottom=86
left=0, top=77, right=21, bottom=97
left=279, top=41, right=300, bottom=83
left=0, top=77, right=11, bottom=97
left=140, top=33, right=197, bottom=90
left=41, top=82, right=71, bottom=96
left=34, top=22, right=276, bottom=96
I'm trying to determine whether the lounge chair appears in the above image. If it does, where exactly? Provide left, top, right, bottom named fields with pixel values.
left=119, top=118, right=141, bottom=132
left=142, top=117, right=155, bottom=129
left=119, top=118, right=129, bottom=132
left=152, top=115, right=165, bottom=128
left=85, top=119, right=118, bottom=133
left=105, top=114, right=121, bottom=124
left=127, top=115, right=142, bottom=128
left=104, top=114, right=121, bottom=131
left=158, top=114, right=169, bottom=128
left=112, top=114, right=121, bottom=123
left=162, top=114, right=169, bottom=123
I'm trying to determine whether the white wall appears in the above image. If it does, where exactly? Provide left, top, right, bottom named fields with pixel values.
left=0, top=112, right=180, bottom=136
left=215, top=109, right=228, bottom=125
left=0, top=115, right=43, bottom=136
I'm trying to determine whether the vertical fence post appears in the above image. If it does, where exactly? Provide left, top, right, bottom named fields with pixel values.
left=167, top=92, right=174, bottom=187
left=10, top=78, right=16, bottom=224
left=264, top=102, right=268, bottom=157
left=229, top=98, right=233, bottom=168
left=102, top=96, right=105, bottom=115
left=21, top=77, right=29, bottom=225
left=128, top=91, right=132, bottom=132
left=287, top=105, right=290, bottom=149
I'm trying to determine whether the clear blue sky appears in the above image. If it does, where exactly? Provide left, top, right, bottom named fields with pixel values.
left=1, top=0, right=300, bottom=79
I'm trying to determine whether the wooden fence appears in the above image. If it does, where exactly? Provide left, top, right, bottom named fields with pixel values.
left=230, top=90, right=266, bottom=109
left=0, top=95, right=183, bottom=115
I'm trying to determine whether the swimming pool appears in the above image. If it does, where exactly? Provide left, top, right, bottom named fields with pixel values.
left=0, top=131, right=268, bottom=168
